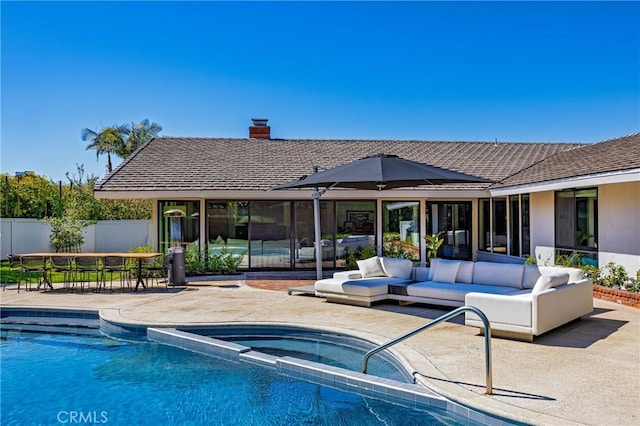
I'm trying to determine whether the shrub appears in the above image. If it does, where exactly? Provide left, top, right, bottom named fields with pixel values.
left=581, top=264, right=603, bottom=286
left=44, top=216, right=91, bottom=252
left=601, top=262, right=630, bottom=289
left=185, top=244, right=206, bottom=275
left=625, top=277, right=640, bottom=293
left=207, top=246, right=244, bottom=274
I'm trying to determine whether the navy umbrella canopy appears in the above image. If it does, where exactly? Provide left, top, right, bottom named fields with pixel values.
left=273, top=153, right=492, bottom=190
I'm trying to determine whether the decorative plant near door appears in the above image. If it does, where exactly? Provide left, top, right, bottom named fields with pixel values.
left=425, top=231, right=444, bottom=264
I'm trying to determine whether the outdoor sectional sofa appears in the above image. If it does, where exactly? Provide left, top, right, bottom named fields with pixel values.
left=314, top=257, right=594, bottom=341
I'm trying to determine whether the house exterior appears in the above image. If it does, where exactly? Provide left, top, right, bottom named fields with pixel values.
left=94, top=120, right=640, bottom=276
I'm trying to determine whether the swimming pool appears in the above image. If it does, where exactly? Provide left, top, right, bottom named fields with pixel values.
left=180, top=324, right=413, bottom=382
left=2, top=330, right=469, bottom=425
left=0, top=307, right=522, bottom=425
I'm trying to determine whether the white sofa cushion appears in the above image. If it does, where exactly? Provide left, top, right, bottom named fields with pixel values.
left=532, top=271, right=570, bottom=294
left=380, top=257, right=413, bottom=279
left=357, top=257, right=386, bottom=278
left=315, top=277, right=402, bottom=297
left=407, top=282, right=520, bottom=302
left=472, top=261, right=524, bottom=289
left=333, top=270, right=363, bottom=280
left=456, top=260, right=475, bottom=283
left=432, top=259, right=460, bottom=284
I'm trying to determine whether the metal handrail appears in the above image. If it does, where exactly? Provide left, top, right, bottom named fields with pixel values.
left=362, top=305, right=493, bottom=394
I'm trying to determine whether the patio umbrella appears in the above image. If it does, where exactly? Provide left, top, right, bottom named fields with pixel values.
left=273, top=154, right=492, bottom=279
left=273, top=153, right=492, bottom=191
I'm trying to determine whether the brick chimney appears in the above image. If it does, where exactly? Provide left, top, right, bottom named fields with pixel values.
left=249, top=118, right=270, bottom=139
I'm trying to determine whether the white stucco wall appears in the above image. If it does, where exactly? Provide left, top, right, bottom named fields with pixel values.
left=528, top=182, right=640, bottom=275
left=529, top=191, right=556, bottom=265
left=598, top=181, right=640, bottom=276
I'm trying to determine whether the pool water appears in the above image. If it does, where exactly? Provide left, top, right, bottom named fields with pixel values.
left=1, top=331, right=468, bottom=425
left=188, top=326, right=411, bottom=382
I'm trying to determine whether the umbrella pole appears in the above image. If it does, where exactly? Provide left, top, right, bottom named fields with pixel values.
left=313, top=187, right=322, bottom=281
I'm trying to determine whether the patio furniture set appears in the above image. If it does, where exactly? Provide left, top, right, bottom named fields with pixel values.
left=314, top=256, right=594, bottom=341
left=5, top=252, right=169, bottom=293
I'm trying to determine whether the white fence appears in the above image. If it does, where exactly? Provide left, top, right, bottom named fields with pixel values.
left=1, top=218, right=153, bottom=259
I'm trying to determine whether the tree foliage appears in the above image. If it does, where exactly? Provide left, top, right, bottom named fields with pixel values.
left=82, top=118, right=162, bottom=173
left=82, top=124, right=129, bottom=173
left=0, top=166, right=151, bottom=220
left=124, top=119, right=163, bottom=156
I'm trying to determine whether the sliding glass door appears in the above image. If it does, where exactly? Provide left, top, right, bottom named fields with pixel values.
left=426, top=201, right=472, bottom=260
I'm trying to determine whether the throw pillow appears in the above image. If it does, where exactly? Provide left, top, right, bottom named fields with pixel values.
left=455, top=261, right=474, bottom=284
left=357, top=256, right=386, bottom=278
left=532, top=271, right=570, bottom=294
left=432, top=259, right=461, bottom=284
left=427, top=258, right=440, bottom=281
left=380, top=257, right=413, bottom=279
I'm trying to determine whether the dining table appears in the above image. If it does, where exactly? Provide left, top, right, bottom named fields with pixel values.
left=13, top=252, right=164, bottom=291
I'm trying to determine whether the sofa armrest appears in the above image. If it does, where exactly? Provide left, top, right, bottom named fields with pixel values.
left=333, top=270, right=363, bottom=280
left=532, top=279, right=593, bottom=335
left=465, top=292, right=533, bottom=328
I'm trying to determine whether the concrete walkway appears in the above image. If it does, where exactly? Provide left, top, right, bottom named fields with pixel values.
left=1, top=280, right=638, bottom=426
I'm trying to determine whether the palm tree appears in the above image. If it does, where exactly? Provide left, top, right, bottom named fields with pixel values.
left=124, top=119, right=163, bottom=156
left=81, top=124, right=128, bottom=173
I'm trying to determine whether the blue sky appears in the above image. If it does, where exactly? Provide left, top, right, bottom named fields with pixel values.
left=2, top=1, right=639, bottom=182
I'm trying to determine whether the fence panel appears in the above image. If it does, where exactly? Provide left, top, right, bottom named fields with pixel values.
left=1, top=219, right=12, bottom=259
left=0, top=219, right=152, bottom=259
left=95, top=220, right=152, bottom=252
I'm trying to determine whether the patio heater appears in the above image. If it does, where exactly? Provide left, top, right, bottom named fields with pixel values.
left=164, top=209, right=187, bottom=285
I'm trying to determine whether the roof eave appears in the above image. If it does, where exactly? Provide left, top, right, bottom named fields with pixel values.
left=94, top=187, right=492, bottom=200
left=490, top=168, right=640, bottom=196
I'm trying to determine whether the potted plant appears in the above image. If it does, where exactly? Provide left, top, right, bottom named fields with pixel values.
left=425, top=231, right=444, bottom=266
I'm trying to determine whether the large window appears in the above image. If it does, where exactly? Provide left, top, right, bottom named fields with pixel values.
left=509, top=194, right=530, bottom=257
left=335, top=201, right=376, bottom=267
left=293, top=200, right=335, bottom=270
left=555, top=189, right=598, bottom=265
left=382, top=201, right=419, bottom=261
left=478, top=198, right=506, bottom=253
left=248, top=201, right=291, bottom=268
left=158, top=200, right=200, bottom=254
left=202, top=199, right=375, bottom=270
left=479, top=195, right=529, bottom=257
left=427, top=201, right=471, bottom=260
left=206, top=201, right=249, bottom=268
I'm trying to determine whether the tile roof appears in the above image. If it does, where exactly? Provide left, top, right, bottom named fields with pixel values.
left=495, top=132, right=640, bottom=187
left=94, top=136, right=617, bottom=193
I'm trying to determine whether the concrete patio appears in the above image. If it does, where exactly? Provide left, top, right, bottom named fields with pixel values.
left=1, top=278, right=638, bottom=426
